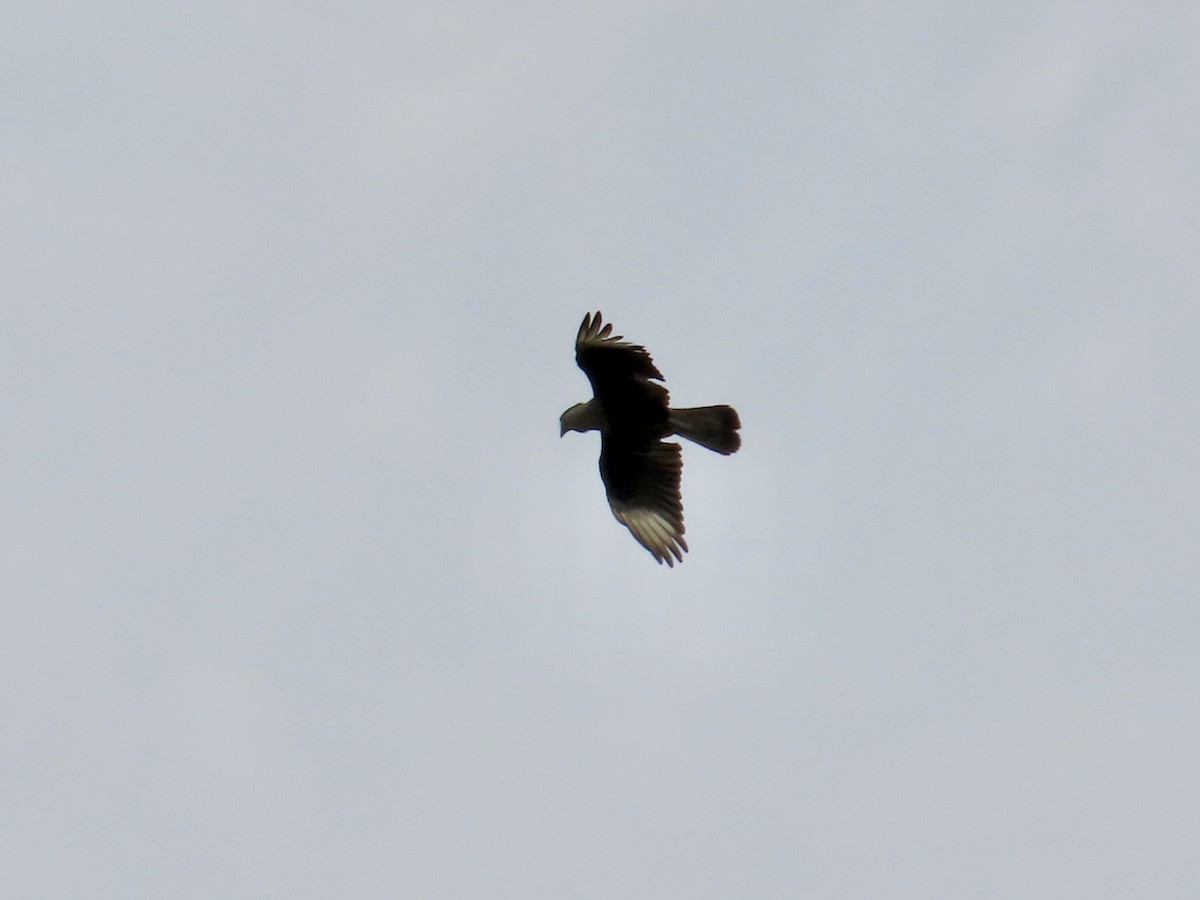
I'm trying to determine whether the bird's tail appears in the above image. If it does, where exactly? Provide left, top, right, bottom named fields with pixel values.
left=668, top=405, right=741, bottom=455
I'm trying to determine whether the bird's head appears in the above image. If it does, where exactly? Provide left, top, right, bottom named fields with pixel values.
left=560, top=400, right=603, bottom=437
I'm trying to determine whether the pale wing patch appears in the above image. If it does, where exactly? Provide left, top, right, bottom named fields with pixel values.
left=610, top=502, right=688, bottom=567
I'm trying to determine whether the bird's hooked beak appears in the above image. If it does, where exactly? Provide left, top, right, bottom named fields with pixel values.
left=559, top=418, right=567, bottom=437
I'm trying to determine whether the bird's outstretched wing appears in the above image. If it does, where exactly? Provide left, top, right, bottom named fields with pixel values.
left=600, top=437, right=688, bottom=566
left=575, top=311, right=669, bottom=426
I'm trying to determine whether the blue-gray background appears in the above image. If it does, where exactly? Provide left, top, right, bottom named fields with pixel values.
left=5, top=2, right=1198, bottom=896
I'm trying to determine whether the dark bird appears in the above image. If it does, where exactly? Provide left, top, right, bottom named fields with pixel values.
left=560, top=311, right=741, bottom=566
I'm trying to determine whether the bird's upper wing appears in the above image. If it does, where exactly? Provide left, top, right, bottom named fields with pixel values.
left=600, top=437, right=688, bottom=566
left=575, top=311, right=669, bottom=423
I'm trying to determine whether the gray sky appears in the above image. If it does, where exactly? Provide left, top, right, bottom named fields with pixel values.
left=5, top=2, right=1199, bottom=897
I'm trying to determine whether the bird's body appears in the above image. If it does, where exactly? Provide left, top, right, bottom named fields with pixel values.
left=560, top=312, right=740, bottom=566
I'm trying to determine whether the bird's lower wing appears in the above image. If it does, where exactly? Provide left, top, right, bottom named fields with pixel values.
left=600, top=439, right=688, bottom=566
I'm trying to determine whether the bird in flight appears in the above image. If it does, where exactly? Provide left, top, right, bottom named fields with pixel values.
left=560, top=311, right=741, bottom=566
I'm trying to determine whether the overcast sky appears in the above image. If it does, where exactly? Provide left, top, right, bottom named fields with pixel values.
left=5, top=2, right=1199, bottom=897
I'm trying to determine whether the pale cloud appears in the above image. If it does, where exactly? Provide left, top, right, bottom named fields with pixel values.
left=4, top=2, right=1198, bottom=897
